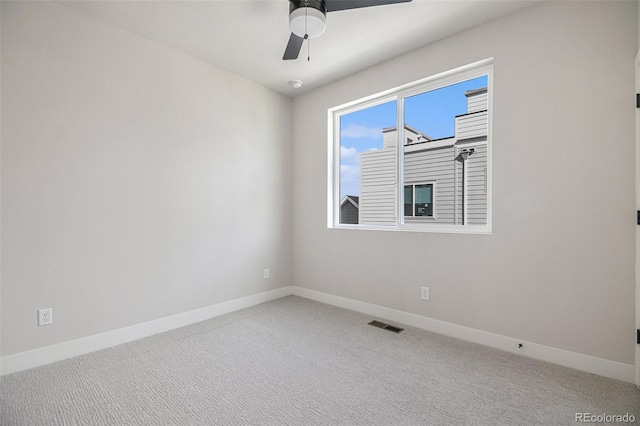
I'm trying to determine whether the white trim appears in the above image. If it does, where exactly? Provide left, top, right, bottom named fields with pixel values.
left=0, top=286, right=294, bottom=376
left=635, top=48, right=640, bottom=388
left=340, top=195, right=359, bottom=209
left=404, top=137, right=455, bottom=153
left=332, top=222, right=491, bottom=234
left=327, top=59, right=492, bottom=119
left=3, top=285, right=632, bottom=384
left=291, top=287, right=635, bottom=383
left=396, top=95, right=405, bottom=224
left=485, top=68, right=493, bottom=232
left=327, top=108, right=335, bottom=229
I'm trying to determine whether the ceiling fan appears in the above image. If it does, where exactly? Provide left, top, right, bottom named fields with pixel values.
left=283, top=0, right=412, bottom=60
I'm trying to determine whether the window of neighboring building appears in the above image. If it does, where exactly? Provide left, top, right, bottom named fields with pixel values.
left=404, top=184, right=433, bottom=217
left=328, top=59, right=492, bottom=233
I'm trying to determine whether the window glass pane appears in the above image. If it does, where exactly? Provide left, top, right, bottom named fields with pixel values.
left=404, top=185, right=413, bottom=217
left=339, top=100, right=397, bottom=225
left=414, top=184, right=432, bottom=203
left=404, top=76, right=488, bottom=139
left=414, top=184, right=432, bottom=217
left=403, top=76, right=488, bottom=224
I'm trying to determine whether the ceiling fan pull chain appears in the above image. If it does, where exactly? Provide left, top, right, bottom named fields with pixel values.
left=305, top=1, right=310, bottom=61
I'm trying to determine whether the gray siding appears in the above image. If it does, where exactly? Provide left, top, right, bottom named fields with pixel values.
left=455, top=155, right=463, bottom=225
left=360, top=148, right=396, bottom=225
left=466, top=144, right=488, bottom=225
left=363, top=141, right=488, bottom=226
left=382, top=129, right=396, bottom=149
left=340, top=201, right=358, bottom=224
left=453, top=143, right=488, bottom=225
left=467, top=91, right=488, bottom=113
left=404, top=145, right=455, bottom=224
left=456, top=110, right=488, bottom=140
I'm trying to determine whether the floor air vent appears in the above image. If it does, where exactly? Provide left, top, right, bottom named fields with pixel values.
left=368, top=320, right=404, bottom=333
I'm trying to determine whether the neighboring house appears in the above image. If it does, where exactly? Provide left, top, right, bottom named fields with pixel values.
left=359, top=87, right=488, bottom=226
left=340, top=195, right=359, bottom=224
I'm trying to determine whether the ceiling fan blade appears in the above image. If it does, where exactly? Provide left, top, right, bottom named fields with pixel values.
left=325, top=0, right=411, bottom=13
left=283, top=33, right=304, bottom=60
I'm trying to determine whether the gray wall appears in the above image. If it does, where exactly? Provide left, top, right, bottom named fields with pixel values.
left=1, top=1, right=292, bottom=356
left=292, top=1, right=637, bottom=365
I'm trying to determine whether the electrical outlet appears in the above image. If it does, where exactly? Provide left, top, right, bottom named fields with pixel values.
left=264, top=268, right=270, bottom=279
left=38, top=308, right=53, bottom=326
left=421, top=287, right=430, bottom=301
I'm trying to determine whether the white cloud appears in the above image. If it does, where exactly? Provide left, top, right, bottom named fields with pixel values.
left=340, top=146, right=359, bottom=163
left=341, top=124, right=382, bottom=140
left=340, top=164, right=359, bottom=180
left=340, top=164, right=360, bottom=198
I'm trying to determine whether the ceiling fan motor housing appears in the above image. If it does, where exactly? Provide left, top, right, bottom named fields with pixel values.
left=289, top=0, right=327, bottom=38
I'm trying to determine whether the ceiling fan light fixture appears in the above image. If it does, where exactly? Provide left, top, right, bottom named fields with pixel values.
left=289, top=7, right=326, bottom=38
left=283, top=0, right=412, bottom=61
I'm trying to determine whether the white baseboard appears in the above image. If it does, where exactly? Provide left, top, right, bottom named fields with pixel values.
left=291, top=286, right=635, bottom=384
left=3, top=285, right=634, bottom=384
left=1, top=286, right=294, bottom=376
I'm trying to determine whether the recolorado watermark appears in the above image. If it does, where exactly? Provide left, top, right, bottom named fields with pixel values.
left=575, top=413, right=636, bottom=423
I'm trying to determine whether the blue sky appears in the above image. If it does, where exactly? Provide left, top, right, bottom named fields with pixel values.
left=340, top=75, right=487, bottom=199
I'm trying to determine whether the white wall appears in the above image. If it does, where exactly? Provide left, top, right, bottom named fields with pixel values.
left=1, top=1, right=292, bottom=357
left=292, top=1, right=637, bottom=365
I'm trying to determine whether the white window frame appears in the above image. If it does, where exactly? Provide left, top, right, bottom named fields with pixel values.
left=327, top=58, right=493, bottom=234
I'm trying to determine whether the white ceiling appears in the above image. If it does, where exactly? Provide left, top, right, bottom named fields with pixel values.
left=57, top=0, right=539, bottom=97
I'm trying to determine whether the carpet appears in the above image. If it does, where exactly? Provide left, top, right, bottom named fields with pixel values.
left=1, top=296, right=639, bottom=425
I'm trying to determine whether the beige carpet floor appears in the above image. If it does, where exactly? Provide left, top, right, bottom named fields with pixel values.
left=1, top=296, right=639, bottom=425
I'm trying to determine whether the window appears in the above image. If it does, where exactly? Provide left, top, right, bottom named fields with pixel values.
left=404, top=184, right=433, bottom=218
left=329, top=59, right=492, bottom=233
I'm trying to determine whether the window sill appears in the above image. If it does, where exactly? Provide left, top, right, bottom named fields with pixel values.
left=330, top=223, right=492, bottom=235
